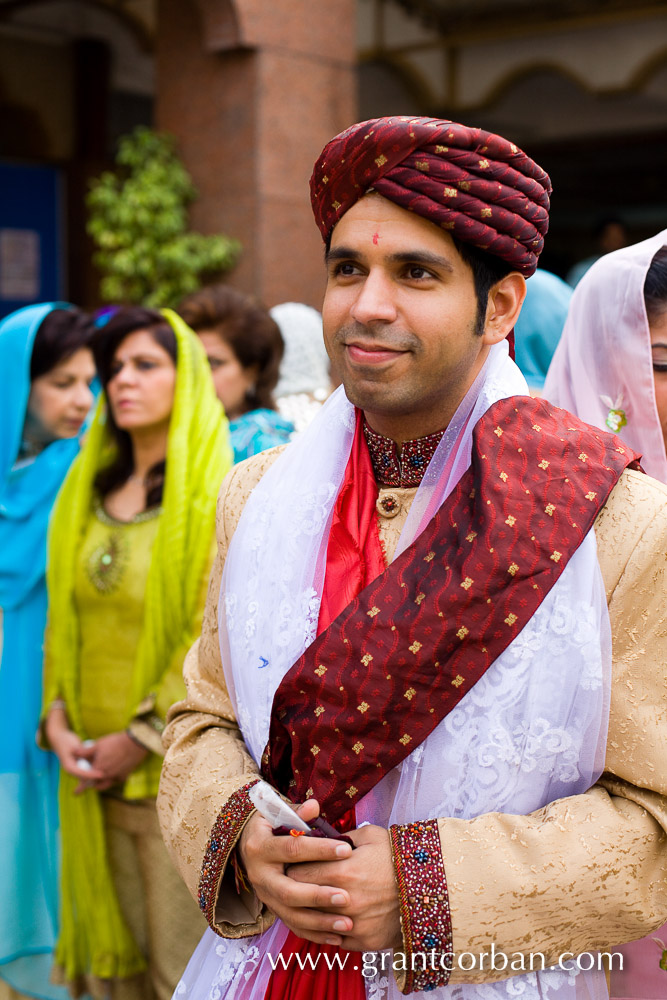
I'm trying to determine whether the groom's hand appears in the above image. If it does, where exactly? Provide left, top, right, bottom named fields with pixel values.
left=287, top=822, right=402, bottom=953
left=238, top=798, right=355, bottom=946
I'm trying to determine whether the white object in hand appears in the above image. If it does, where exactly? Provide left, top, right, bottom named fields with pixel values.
left=249, top=781, right=311, bottom=832
left=75, top=739, right=96, bottom=772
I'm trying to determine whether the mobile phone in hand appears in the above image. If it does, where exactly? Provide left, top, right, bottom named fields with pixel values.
left=249, top=781, right=354, bottom=847
left=249, top=781, right=311, bottom=831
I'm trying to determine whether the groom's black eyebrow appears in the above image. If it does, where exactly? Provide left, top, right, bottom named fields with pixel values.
left=386, top=250, right=455, bottom=272
left=325, top=247, right=455, bottom=273
left=326, top=246, right=362, bottom=264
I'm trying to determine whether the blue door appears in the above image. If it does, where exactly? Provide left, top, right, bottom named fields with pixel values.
left=0, top=161, right=64, bottom=320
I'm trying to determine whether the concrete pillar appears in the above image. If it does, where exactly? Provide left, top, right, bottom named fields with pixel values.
left=156, top=0, right=357, bottom=309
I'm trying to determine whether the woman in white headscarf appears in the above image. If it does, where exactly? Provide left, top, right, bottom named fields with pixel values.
left=544, top=230, right=667, bottom=480
left=544, top=229, right=667, bottom=1000
left=270, top=302, right=334, bottom=433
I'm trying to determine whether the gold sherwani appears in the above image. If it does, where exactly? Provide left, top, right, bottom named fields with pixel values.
left=158, top=451, right=667, bottom=987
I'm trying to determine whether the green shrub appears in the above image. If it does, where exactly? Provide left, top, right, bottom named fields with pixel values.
left=87, top=126, right=240, bottom=306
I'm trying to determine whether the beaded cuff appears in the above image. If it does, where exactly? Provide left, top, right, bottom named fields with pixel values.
left=198, top=779, right=260, bottom=931
left=389, top=819, right=453, bottom=994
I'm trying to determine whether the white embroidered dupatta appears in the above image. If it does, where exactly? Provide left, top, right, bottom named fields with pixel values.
left=175, top=342, right=611, bottom=1000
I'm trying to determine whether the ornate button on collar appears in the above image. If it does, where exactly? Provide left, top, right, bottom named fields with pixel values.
left=377, top=492, right=401, bottom=518
left=364, top=420, right=445, bottom=487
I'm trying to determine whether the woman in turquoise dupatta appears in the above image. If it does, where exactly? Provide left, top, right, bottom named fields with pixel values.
left=513, top=268, right=572, bottom=392
left=178, top=285, right=294, bottom=462
left=0, top=304, right=95, bottom=1000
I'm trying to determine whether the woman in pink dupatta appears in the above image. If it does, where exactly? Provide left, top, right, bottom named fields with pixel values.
left=544, top=230, right=667, bottom=1000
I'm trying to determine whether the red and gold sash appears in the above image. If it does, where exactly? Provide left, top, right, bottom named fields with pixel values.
left=262, top=396, right=640, bottom=820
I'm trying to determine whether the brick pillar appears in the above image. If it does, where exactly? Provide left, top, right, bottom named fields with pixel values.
left=155, top=0, right=357, bottom=309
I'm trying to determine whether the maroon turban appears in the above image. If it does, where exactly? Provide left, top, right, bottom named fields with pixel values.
left=310, top=117, right=552, bottom=277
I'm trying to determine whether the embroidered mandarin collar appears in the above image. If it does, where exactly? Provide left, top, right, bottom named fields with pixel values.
left=363, top=420, right=445, bottom=487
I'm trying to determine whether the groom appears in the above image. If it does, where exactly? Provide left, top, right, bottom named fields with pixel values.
left=158, top=118, right=667, bottom=997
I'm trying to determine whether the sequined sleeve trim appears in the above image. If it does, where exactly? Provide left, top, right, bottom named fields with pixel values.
left=198, top=780, right=260, bottom=932
left=389, top=819, right=453, bottom=994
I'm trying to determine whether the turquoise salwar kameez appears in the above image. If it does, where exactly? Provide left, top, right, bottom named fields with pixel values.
left=0, top=304, right=85, bottom=999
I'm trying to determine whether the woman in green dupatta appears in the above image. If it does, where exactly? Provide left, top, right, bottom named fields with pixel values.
left=42, top=307, right=232, bottom=999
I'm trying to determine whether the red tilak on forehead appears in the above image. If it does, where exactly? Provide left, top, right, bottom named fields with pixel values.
left=372, top=231, right=380, bottom=245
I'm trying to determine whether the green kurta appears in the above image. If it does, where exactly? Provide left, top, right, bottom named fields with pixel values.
left=75, top=503, right=161, bottom=797
left=43, top=310, right=231, bottom=987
